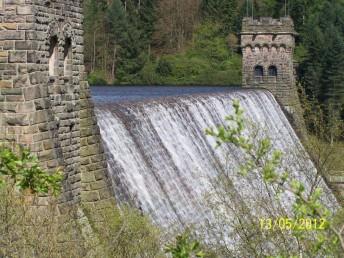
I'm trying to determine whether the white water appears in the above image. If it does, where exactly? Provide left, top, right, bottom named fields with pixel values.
left=95, top=89, right=337, bottom=248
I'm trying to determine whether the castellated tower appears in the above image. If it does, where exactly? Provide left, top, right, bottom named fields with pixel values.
left=0, top=1, right=111, bottom=206
left=241, top=17, right=299, bottom=113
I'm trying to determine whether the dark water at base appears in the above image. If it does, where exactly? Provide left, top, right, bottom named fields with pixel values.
left=90, top=85, right=239, bottom=103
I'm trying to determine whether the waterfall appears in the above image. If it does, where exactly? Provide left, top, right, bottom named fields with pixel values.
left=94, top=89, right=337, bottom=248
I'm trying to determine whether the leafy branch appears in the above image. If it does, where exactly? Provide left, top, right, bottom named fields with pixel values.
left=206, top=100, right=344, bottom=255
left=0, top=145, right=63, bottom=196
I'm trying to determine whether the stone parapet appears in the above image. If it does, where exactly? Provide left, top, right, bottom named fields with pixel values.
left=242, top=17, right=297, bottom=35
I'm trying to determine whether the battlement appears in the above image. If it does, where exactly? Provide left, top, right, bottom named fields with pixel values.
left=242, top=17, right=296, bottom=34
left=241, top=17, right=297, bottom=110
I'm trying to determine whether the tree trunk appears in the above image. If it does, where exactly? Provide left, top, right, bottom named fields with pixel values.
left=92, top=30, right=96, bottom=72
left=112, top=46, right=117, bottom=82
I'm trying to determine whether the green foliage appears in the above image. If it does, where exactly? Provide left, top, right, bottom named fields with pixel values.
left=156, top=58, right=172, bottom=76
left=0, top=145, right=62, bottom=196
left=85, top=203, right=163, bottom=258
left=201, top=0, right=239, bottom=33
left=0, top=184, right=162, bottom=257
left=87, top=70, right=108, bottom=85
left=83, top=0, right=344, bottom=113
left=0, top=185, right=86, bottom=257
left=300, top=0, right=344, bottom=108
left=140, top=22, right=242, bottom=85
left=165, top=231, right=205, bottom=258
left=206, top=100, right=344, bottom=256
left=84, top=0, right=155, bottom=84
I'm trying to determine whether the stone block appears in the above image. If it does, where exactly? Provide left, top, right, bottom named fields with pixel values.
left=5, top=114, right=30, bottom=126
left=0, top=31, right=24, bottom=40
left=81, top=172, right=95, bottom=183
left=0, top=23, right=17, bottom=30
left=1, top=88, right=22, bottom=95
left=90, top=180, right=106, bottom=190
left=38, top=149, right=55, bottom=161
left=0, top=51, right=8, bottom=57
left=9, top=50, right=26, bottom=63
left=17, top=5, right=33, bottom=15
left=15, top=40, right=38, bottom=50
left=81, top=191, right=100, bottom=202
left=16, top=102, right=35, bottom=113
left=0, top=80, right=12, bottom=88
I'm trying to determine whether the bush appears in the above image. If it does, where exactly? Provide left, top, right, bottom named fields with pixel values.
left=87, top=70, right=108, bottom=85
left=0, top=146, right=163, bottom=257
left=140, top=61, right=162, bottom=85
left=156, top=58, right=173, bottom=76
left=0, top=185, right=86, bottom=257
left=90, top=204, right=163, bottom=258
left=0, top=145, right=63, bottom=196
left=0, top=184, right=163, bottom=257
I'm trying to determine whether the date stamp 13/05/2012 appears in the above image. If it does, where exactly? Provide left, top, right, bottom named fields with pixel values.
left=259, top=218, right=328, bottom=231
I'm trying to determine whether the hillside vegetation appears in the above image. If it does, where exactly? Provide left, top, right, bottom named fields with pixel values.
left=84, top=0, right=343, bottom=113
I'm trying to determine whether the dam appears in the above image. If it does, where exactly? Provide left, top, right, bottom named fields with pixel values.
left=92, top=86, right=337, bottom=249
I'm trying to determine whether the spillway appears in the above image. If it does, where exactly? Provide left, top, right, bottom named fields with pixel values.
left=94, top=89, right=337, bottom=248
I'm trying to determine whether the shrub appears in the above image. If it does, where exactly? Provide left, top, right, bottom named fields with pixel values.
left=156, top=58, right=173, bottom=76
left=0, top=145, right=163, bottom=257
left=0, top=145, right=63, bottom=196
left=0, top=184, right=163, bottom=257
left=0, top=185, right=86, bottom=257
left=75, top=201, right=163, bottom=258
left=87, top=70, right=108, bottom=85
left=165, top=231, right=205, bottom=258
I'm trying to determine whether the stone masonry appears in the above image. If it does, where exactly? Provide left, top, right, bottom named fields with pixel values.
left=0, top=0, right=111, bottom=207
left=241, top=17, right=299, bottom=113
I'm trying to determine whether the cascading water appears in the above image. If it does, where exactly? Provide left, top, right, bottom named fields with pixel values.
left=94, top=89, right=337, bottom=249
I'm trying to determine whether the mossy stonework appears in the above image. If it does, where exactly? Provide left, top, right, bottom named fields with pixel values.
left=0, top=1, right=111, bottom=207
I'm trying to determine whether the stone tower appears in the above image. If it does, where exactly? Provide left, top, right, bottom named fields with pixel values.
left=0, top=1, right=111, bottom=206
left=241, top=17, right=299, bottom=113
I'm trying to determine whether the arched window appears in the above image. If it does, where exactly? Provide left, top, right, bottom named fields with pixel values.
left=48, top=36, right=58, bottom=76
left=64, top=38, right=72, bottom=77
left=254, top=65, right=264, bottom=77
left=268, top=65, right=277, bottom=76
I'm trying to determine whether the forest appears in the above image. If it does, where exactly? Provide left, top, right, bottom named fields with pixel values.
left=84, top=0, right=344, bottom=113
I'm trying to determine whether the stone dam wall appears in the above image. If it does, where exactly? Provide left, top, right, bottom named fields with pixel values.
left=0, top=0, right=111, bottom=207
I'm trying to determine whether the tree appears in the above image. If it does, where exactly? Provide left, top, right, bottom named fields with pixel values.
left=153, top=0, right=201, bottom=52
left=106, top=0, right=128, bottom=81
left=201, top=0, right=238, bottom=33
left=205, top=100, right=344, bottom=256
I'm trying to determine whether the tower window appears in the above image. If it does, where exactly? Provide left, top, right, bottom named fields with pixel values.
left=254, top=65, right=264, bottom=77
left=64, top=38, right=72, bottom=77
left=48, top=36, right=58, bottom=76
left=268, top=66, right=277, bottom=76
